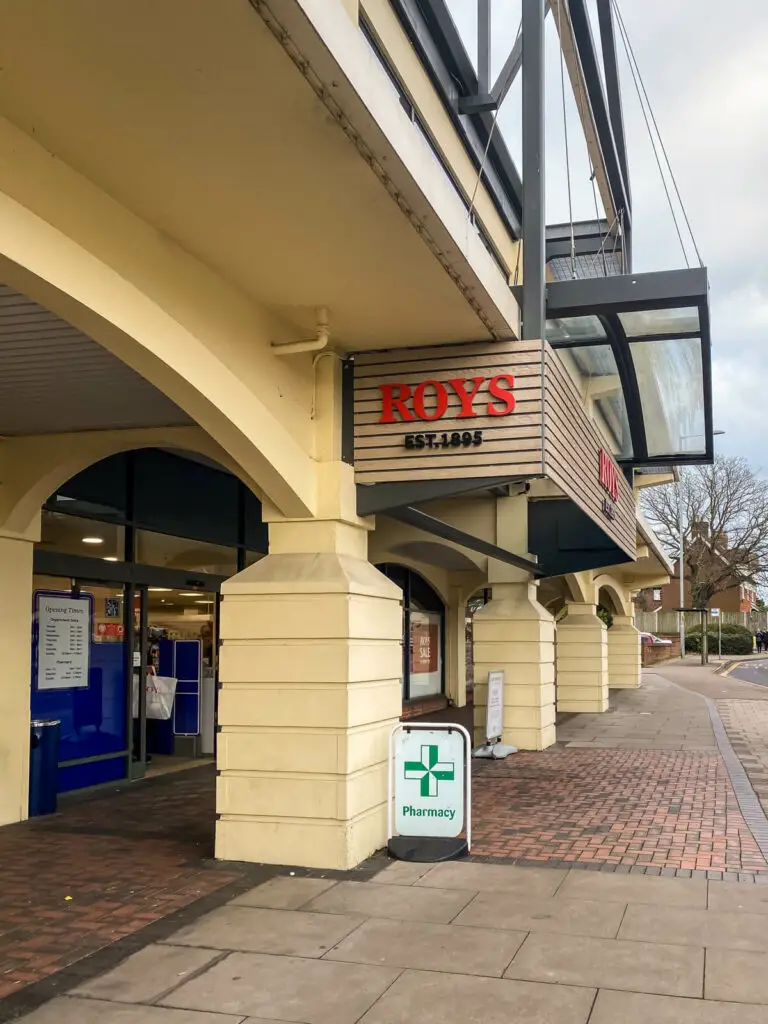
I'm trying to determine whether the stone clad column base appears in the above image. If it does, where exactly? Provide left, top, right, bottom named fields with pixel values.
left=215, top=520, right=403, bottom=870
left=608, top=614, right=642, bottom=689
left=556, top=602, right=609, bottom=713
left=472, top=582, right=556, bottom=751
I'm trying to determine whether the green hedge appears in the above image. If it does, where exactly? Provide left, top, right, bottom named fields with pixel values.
left=685, top=623, right=753, bottom=655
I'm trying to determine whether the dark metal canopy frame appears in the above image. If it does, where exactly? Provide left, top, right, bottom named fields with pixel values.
left=545, top=267, right=713, bottom=467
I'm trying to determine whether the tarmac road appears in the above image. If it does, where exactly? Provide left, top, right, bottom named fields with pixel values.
left=728, top=658, right=768, bottom=685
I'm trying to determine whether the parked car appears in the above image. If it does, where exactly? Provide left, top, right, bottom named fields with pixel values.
left=639, top=632, right=673, bottom=646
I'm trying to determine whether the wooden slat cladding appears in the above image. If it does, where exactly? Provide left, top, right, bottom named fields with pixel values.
left=353, top=341, right=545, bottom=483
left=543, top=346, right=636, bottom=557
left=351, top=339, right=636, bottom=561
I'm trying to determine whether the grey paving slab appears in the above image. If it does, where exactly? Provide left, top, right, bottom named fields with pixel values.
left=706, top=948, right=768, bottom=1004
left=325, top=916, right=526, bottom=976
left=166, top=905, right=363, bottom=957
left=160, top=952, right=398, bottom=1024
left=370, top=861, right=432, bottom=886
left=416, top=862, right=566, bottom=896
left=557, top=869, right=707, bottom=907
left=590, top=989, right=768, bottom=1024
left=619, top=903, right=768, bottom=952
left=708, top=881, right=768, bottom=913
left=73, top=944, right=222, bottom=1004
left=15, top=999, right=245, bottom=1024
left=453, top=891, right=624, bottom=938
left=504, top=932, right=703, bottom=997
left=304, top=880, right=474, bottom=923
left=228, top=876, right=337, bottom=910
left=357, top=969, right=595, bottom=1024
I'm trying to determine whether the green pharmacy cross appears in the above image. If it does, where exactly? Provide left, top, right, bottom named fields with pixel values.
left=404, top=744, right=456, bottom=798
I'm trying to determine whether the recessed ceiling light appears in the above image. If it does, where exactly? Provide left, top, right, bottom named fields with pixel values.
left=82, top=536, right=104, bottom=545
left=195, top=599, right=213, bottom=605
left=103, top=556, right=118, bottom=562
left=179, top=592, right=202, bottom=597
left=148, top=587, right=172, bottom=592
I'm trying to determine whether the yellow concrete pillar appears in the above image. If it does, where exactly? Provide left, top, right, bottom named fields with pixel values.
left=444, top=585, right=467, bottom=709
left=556, top=602, right=609, bottom=713
left=471, top=495, right=555, bottom=751
left=0, top=534, right=34, bottom=825
left=608, top=614, right=641, bottom=689
left=215, top=509, right=403, bottom=869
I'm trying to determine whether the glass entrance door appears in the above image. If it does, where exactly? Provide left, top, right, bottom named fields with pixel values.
left=131, top=586, right=218, bottom=777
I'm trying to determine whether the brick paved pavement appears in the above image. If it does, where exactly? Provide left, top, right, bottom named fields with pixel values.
left=717, top=700, right=768, bottom=814
left=471, top=673, right=768, bottom=874
left=0, top=767, right=237, bottom=1003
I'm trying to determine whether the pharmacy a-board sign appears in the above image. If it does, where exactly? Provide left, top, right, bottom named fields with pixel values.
left=388, top=722, right=471, bottom=861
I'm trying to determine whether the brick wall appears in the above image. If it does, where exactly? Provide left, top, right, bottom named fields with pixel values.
left=641, top=639, right=681, bottom=667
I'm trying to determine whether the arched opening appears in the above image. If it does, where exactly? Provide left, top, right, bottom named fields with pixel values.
left=31, top=448, right=268, bottom=797
left=377, top=564, right=446, bottom=707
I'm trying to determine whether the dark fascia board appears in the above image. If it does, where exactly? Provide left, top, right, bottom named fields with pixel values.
left=568, top=0, right=632, bottom=235
left=546, top=219, right=621, bottom=259
left=547, top=219, right=612, bottom=242
left=546, top=236, right=622, bottom=260
left=388, top=0, right=522, bottom=236
left=546, top=268, right=709, bottom=317
left=356, top=476, right=522, bottom=516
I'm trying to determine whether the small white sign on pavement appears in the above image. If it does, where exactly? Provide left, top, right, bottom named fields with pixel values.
left=710, top=608, right=721, bottom=617
left=394, top=728, right=465, bottom=838
left=485, top=670, right=505, bottom=742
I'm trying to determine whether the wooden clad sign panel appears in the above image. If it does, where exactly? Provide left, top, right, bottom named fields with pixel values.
left=543, top=347, right=636, bottom=557
left=353, top=340, right=544, bottom=483
left=352, top=339, right=636, bottom=558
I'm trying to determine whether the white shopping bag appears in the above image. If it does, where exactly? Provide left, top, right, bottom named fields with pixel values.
left=132, top=674, right=178, bottom=720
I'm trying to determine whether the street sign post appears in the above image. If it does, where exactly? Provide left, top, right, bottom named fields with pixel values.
left=710, top=608, right=722, bottom=658
left=388, top=722, right=471, bottom=862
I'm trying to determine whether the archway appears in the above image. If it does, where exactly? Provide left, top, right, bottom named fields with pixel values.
left=28, top=446, right=268, bottom=803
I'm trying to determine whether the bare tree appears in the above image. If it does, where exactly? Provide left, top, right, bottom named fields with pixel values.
left=641, top=456, right=768, bottom=608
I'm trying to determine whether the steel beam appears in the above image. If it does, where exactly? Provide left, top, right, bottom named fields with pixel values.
left=567, top=0, right=631, bottom=235
left=522, top=0, right=546, bottom=340
left=389, top=505, right=541, bottom=575
left=478, top=0, right=492, bottom=94
left=596, top=0, right=630, bottom=208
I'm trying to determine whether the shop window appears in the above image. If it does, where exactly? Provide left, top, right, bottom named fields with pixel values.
left=39, top=511, right=125, bottom=562
left=48, top=453, right=128, bottom=520
left=134, top=449, right=240, bottom=545
left=377, top=564, right=445, bottom=702
left=136, top=530, right=238, bottom=577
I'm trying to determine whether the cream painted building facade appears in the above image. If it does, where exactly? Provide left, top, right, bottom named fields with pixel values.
left=0, top=0, right=711, bottom=869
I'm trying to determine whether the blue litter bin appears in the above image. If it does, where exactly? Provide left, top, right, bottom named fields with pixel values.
left=29, top=719, right=60, bottom=817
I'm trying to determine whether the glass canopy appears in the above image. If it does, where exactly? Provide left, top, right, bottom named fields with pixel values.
left=544, top=269, right=712, bottom=467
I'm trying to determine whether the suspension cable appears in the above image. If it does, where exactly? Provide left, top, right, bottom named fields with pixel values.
left=611, top=0, right=700, bottom=268
left=467, top=17, right=521, bottom=225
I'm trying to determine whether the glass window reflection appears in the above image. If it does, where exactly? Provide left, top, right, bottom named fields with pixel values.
left=630, top=338, right=705, bottom=457
left=619, top=307, right=700, bottom=338
left=546, top=315, right=606, bottom=344
left=563, top=346, right=632, bottom=459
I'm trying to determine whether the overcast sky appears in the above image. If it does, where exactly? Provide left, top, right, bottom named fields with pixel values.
left=445, top=0, right=765, bottom=470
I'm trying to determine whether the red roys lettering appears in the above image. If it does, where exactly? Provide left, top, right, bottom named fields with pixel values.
left=378, top=383, right=414, bottom=424
left=487, top=374, right=516, bottom=416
